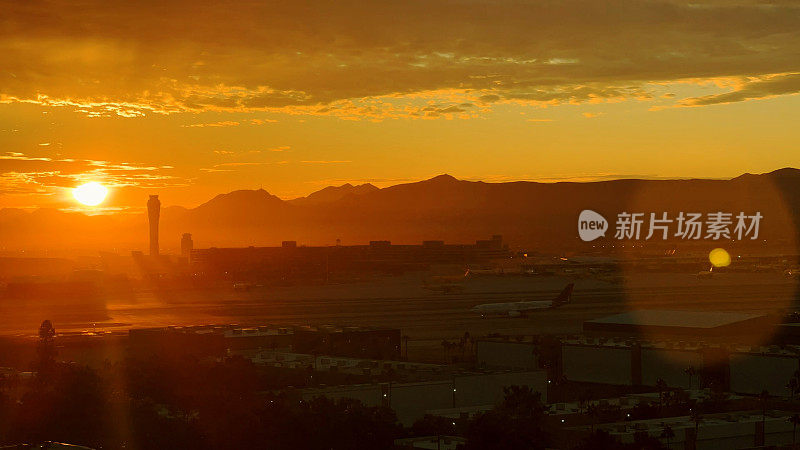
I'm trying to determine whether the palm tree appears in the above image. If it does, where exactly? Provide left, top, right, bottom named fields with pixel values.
left=788, top=414, right=800, bottom=447
left=684, top=366, right=697, bottom=390
left=578, top=389, right=593, bottom=414
left=441, top=339, right=451, bottom=363
left=759, top=390, right=770, bottom=444
left=36, top=319, right=57, bottom=376
left=463, top=331, right=473, bottom=356
left=458, top=332, right=472, bottom=359
left=587, top=402, right=599, bottom=433
left=660, top=424, right=675, bottom=449
left=788, top=370, right=800, bottom=400
left=690, top=409, right=703, bottom=444
left=655, top=378, right=669, bottom=409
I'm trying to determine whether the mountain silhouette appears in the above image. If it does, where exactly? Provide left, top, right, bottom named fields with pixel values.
left=288, top=183, right=379, bottom=206
left=2, top=169, right=799, bottom=252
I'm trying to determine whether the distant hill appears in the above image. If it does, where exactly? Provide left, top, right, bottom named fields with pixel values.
left=287, top=183, right=379, bottom=206
left=2, top=169, right=799, bottom=253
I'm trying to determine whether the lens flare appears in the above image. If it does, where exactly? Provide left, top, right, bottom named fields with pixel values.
left=72, top=182, right=108, bottom=206
left=709, top=247, right=731, bottom=268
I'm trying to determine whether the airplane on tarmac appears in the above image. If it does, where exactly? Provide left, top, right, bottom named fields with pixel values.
left=470, top=283, right=574, bottom=317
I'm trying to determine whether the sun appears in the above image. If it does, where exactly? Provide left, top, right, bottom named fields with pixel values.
left=72, top=182, right=108, bottom=206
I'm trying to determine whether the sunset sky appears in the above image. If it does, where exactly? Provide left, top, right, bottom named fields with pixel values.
left=2, top=0, right=800, bottom=212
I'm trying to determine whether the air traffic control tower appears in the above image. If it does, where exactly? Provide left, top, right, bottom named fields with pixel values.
left=148, top=195, right=160, bottom=256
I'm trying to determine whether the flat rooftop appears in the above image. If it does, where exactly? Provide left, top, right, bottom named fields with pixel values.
left=583, top=310, right=776, bottom=339
left=586, top=310, right=765, bottom=329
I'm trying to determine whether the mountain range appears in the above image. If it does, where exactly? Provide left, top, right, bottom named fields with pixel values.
left=2, top=169, right=799, bottom=254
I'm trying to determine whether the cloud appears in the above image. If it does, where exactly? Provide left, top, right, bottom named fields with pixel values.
left=0, top=152, right=52, bottom=162
left=582, top=112, right=603, bottom=118
left=212, top=146, right=290, bottom=156
left=300, top=160, right=352, bottom=164
left=0, top=152, right=189, bottom=195
left=213, top=162, right=273, bottom=167
left=182, top=121, right=241, bottom=128
left=676, top=72, right=800, bottom=107
left=1, top=0, right=798, bottom=118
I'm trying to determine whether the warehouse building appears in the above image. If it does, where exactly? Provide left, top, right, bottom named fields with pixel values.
left=297, top=370, right=547, bottom=425
left=475, top=339, right=539, bottom=370
left=583, top=310, right=777, bottom=341
left=128, top=324, right=399, bottom=360
left=477, top=333, right=800, bottom=394
left=567, top=410, right=798, bottom=450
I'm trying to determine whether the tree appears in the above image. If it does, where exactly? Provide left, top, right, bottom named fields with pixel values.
left=11, top=364, right=115, bottom=448
left=35, top=320, right=57, bottom=378
left=411, top=414, right=457, bottom=437
left=631, top=431, right=666, bottom=450
left=441, top=340, right=452, bottom=363
left=578, top=389, right=594, bottom=414
left=587, top=403, right=599, bottom=433
left=655, top=378, right=668, bottom=409
left=575, top=430, right=618, bottom=450
left=576, top=430, right=666, bottom=450
left=460, top=331, right=473, bottom=358
left=787, top=370, right=800, bottom=400
left=291, top=396, right=401, bottom=450
left=689, top=408, right=703, bottom=443
left=759, top=390, right=770, bottom=445
left=788, top=414, right=800, bottom=446
left=463, top=386, right=550, bottom=450
left=660, top=424, right=675, bottom=449
left=684, top=366, right=697, bottom=390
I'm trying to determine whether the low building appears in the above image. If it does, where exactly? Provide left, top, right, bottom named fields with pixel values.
left=476, top=339, right=539, bottom=370
left=562, top=338, right=636, bottom=385
left=293, top=325, right=401, bottom=360
left=729, top=346, right=800, bottom=395
left=394, top=436, right=466, bottom=450
left=583, top=310, right=777, bottom=341
left=240, top=349, right=443, bottom=376
left=464, top=332, right=800, bottom=395
left=0, top=443, right=95, bottom=450
left=190, top=236, right=509, bottom=280
left=566, top=410, right=798, bottom=450
left=298, top=370, right=547, bottom=425
left=128, top=324, right=399, bottom=360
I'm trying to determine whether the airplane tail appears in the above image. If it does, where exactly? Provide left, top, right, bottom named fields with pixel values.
left=553, top=283, right=574, bottom=306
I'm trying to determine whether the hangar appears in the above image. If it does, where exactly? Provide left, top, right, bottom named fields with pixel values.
left=583, top=310, right=777, bottom=341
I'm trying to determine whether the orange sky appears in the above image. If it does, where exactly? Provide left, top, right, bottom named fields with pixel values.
left=2, top=0, right=800, bottom=212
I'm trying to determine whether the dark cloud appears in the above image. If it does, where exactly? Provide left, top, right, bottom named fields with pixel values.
left=679, top=73, right=800, bottom=106
left=1, top=0, right=799, bottom=116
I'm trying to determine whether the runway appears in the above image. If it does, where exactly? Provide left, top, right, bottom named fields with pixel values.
left=1, top=272, right=798, bottom=359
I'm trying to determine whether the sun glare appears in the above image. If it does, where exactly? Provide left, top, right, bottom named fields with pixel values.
left=709, top=247, right=731, bottom=268
left=72, top=182, right=108, bottom=206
